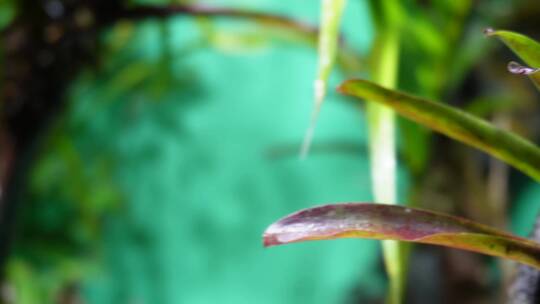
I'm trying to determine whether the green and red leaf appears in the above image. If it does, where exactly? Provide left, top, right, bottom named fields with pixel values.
left=263, top=203, right=540, bottom=268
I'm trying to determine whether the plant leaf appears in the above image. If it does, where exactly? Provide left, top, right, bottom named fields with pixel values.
left=337, top=79, right=540, bottom=182
left=263, top=203, right=540, bottom=268
left=301, top=0, right=347, bottom=158
left=484, top=28, right=540, bottom=67
left=485, top=28, right=540, bottom=89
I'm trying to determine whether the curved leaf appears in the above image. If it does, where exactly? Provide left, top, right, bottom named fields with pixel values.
left=484, top=28, right=540, bottom=67
left=263, top=203, right=540, bottom=268
left=485, top=28, right=540, bottom=89
left=337, top=79, right=540, bottom=182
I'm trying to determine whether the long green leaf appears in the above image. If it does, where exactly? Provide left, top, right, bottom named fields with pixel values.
left=301, top=0, right=347, bottom=158
left=485, top=28, right=540, bottom=89
left=337, top=79, right=540, bottom=182
left=263, top=203, right=540, bottom=269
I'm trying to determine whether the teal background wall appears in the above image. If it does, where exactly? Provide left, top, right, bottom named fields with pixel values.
left=33, top=1, right=407, bottom=303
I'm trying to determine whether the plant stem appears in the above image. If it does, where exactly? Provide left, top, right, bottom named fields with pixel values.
left=367, top=1, right=405, bottom=303
left=119, top=4, right=363, bottom=78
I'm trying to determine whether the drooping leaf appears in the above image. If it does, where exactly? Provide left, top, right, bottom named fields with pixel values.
left=485, top=28, right=540, bottom=90
left=337, top=79, right=540, bottom=182
left=484, top=28, right=540, bottom=67
left=301, top=0, right=347, bottom=158
left=263, top=203, right=540, bottom=268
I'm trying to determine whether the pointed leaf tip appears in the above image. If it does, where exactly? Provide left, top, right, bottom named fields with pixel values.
left=484, top=28, right=540, bottom=68
left=302, top=0, right=347, bottom=158
left=336, top=78, right=367, bottom=94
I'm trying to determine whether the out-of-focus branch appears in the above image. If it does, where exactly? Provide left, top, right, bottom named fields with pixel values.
left=118, top=5, right=318, bottom=34
left=116, top=4, right=363, bottom=75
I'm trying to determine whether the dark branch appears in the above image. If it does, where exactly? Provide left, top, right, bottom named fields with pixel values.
left=115, top=5, right=362, bottom=74
left=117, top=4, right=318, bottom=36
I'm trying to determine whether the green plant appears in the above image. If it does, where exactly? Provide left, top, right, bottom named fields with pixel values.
left=265, top=1, right=540, bottom=303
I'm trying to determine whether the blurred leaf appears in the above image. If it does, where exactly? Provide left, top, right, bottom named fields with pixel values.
left=485, top=28, right=540, bottom=90
left=6, top=259, right=40, bottom=304
left=195, top=18, right=268, bottom=53
left=263, top=203, right=540, bottom=268
left=6, top=257, right=91, bottom=304
left=485, top=28, right=540, bottom=67
left=107, top=62, right=156, bottom=98
left=401, top=12, right=445, bottom=57
left=301, top=0, right=347, bottom=158
left=0, top=0, right=15, bottom=30
left=338, top=79, right=540, bottom=182
left=366, top=2, right=405, bottom=303
left=396, top=1, right=473, bottom=176
left=208, top=29, right=269, bottom=52
left=465, top=96, right=525, bottom=118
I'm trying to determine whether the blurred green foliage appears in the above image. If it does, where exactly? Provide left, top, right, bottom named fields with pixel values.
left=0, top=0, right=15, bottom=31
left=6, top=1, right=394, bottom=303
left=4, top=0, right=540, bottom=303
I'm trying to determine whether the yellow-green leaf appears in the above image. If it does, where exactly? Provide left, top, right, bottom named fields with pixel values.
left=484, top=28, right=540, bottom=67
left=485, top=28, right=540, bottom=90
left=301, top=0, right=347, bottom=158
left=338, top=79, right=540, bottom=182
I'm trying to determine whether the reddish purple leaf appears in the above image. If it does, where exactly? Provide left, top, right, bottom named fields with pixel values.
left=263, top=203, right=540, bottom=268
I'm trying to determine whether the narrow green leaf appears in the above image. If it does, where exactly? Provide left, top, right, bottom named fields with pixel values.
left=337, top=79, right=540, bottom=182
left=484, top=28, right=540, bottom=67
left=485, top=28, right=540, bottom=89
left=301, top=0, right=347, bottom=158
left=263, top=203, right=540, bottom=269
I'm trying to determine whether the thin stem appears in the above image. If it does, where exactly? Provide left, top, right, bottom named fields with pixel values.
left=117, top=4, right=363, bottom=75
left=118, top=5, right=318, bottom=34
left=367, top=1, right=405, bottom=303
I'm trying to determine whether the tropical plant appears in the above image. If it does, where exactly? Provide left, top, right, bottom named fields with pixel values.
left=264, top=1, right=540, bottom=303
left=2, top=0, right=540, bottom=302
